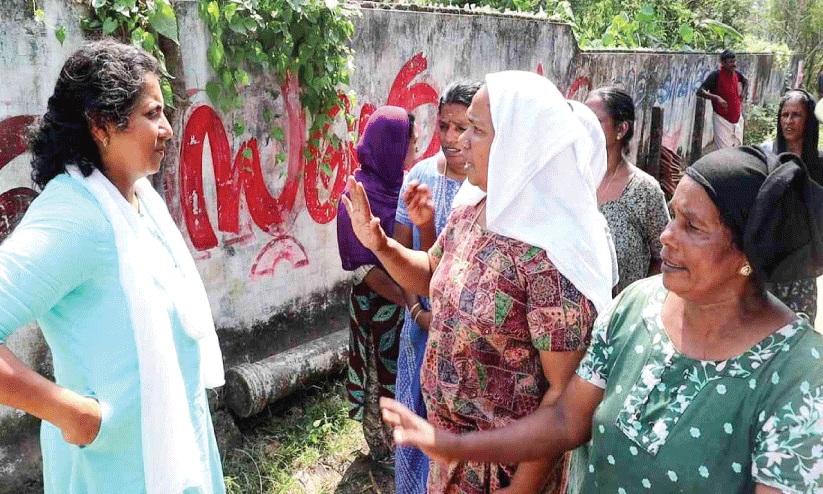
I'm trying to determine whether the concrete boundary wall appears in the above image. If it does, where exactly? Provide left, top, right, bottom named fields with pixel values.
left=568, top=49, right=800, bottom=168
left=0, top=0, right=799, bottom=487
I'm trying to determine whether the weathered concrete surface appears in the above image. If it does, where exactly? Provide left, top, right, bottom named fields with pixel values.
left=566, top=50, right=801, bottom=170
left=0, top=0, right=801, bottom=485
left=225, top=329, right=349, bottom=418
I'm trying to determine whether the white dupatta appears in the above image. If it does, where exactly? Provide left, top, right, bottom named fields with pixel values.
left=453, top=71, right=616, bottom=313
left=68, top=166, right=224, bottom=494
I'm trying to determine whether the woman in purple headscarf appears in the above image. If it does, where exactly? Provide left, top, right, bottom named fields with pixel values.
left=337, top=106, right=418, bottom=466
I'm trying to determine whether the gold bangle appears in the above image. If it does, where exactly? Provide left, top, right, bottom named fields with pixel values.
left=409, top=302, right=421, bottom=314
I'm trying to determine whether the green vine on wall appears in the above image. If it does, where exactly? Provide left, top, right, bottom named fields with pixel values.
left=199, top=0, right=359, bottom=150
left=34, top=0, right=359, bottom=157
left=33, top=0, right=180, bottom=108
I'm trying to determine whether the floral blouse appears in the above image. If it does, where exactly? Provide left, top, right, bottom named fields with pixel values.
left=576, top=276, right=823, bottom=493
left=599, top=170, right=670, bottom=294
left=422, top=204, right=597, bottom=493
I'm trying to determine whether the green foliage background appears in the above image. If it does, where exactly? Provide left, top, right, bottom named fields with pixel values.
left=416, top=0, right=819, bottom=92
left=37, top=0, right=359, bottom=150
left=200, top=0, right=359, bottom=141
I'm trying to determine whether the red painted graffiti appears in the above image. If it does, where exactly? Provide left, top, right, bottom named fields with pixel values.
left=386, top=52, right=440, bottom=165
left=566, top=76, right=592, bottom=99
left=0, top=115, right=35, bottom=168
left=250, top=233, right=309, bottom=280
left=178, top=53, right=442, bottom=277
left=180, top=75, right=304, bottom=252
left=0, top=115, right=39, bottom=242
left=304, top=94, right=357, bottom=224
left=0, top=187, right=38, bottom=242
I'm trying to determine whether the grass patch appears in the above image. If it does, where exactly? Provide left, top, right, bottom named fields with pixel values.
left=223, top=377, right=367, bottom=494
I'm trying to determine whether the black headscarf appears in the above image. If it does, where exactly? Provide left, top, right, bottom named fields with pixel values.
left=685, top=146, right=823, bottom=283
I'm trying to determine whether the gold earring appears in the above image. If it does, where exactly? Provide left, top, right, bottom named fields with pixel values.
left=103, top=136, right=109, bottom=148
left=739, top=264, right=752, bottom=276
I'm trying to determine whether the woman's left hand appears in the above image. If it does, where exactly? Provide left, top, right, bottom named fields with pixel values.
left=380, top=397, right=455, bottom=464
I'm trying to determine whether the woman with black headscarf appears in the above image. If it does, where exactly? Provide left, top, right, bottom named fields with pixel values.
left=382, top=146, right=823, bottom=493
left=761, top=89, right=822, bottom=322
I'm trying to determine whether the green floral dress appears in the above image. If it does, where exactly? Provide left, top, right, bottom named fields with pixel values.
left=575, top=276, right=823, bottom=493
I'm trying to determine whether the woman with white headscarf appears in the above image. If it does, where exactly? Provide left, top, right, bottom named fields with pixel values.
left=342, top=71, right=615, bottom=493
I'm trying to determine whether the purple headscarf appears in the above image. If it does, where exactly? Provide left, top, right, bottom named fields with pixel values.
left=337, top=106, right=410, bottom=270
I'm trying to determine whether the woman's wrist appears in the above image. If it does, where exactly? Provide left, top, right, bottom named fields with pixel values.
left=373, top=232, right=394, bottom=257
left=412, top=307, right=424, bottom=324
left=413, top=217, right=435, bottom=230
left=50, top=391, right=101, bottom=444
left=439, top=427, right=464, bottom=460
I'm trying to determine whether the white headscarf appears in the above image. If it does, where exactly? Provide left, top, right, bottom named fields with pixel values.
left=453, top=71, right=616, bottom=313
left=68, top=166, right=224, bottom=494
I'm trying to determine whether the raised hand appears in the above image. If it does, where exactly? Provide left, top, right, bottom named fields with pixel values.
left=341, top=176, right=388, bottom=253
left=380, top=396, right=456, bottom=465
left=403, top=180, right=435, bottom=229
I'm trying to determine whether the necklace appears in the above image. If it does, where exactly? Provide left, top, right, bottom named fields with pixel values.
left=603, top=167, right=620, bottom=191
left=438, top=158, right=463, bottom=227
left=599, top=158, right=632, bottom=203
left=437, top=158, right=447, bottom=224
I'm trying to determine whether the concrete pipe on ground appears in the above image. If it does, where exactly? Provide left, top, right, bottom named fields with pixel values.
left=224, top=329, right=349, bottom=418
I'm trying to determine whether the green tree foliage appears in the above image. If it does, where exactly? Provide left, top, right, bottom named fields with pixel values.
left=761, top=0, right=823, bottom=90
left=424, top=0, right=745, bottom=50
left=79, top=0, right=179, bottom=107
left=200, top=0, right=359, bottom=140
left=36, top=0, right=358, bottom=145
left=575, top=0, right=743, bottom=50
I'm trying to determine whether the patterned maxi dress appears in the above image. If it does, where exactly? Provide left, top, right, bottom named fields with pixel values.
left=575, top=276, right=823, bottom=492
left=394, top=155, right=462, bottom=494
left=422, top=203, right=597, bottom=494
left=346, top=269, right=404, bottom=465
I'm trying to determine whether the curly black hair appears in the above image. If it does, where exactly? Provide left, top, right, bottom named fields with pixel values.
left=28, top=39, right=160, bottom=189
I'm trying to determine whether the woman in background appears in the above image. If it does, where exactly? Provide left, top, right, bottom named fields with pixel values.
left=762, top=88, right=821, bottom=322
left=337, top=106, right=418, bottom=468
left=585, top=87, right=670, bottom=294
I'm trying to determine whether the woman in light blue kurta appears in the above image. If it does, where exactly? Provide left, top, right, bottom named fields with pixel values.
left=0, top=41, right=225, bottom=493
left=393, top=152, right=463, bottom=492
left=392, top=80, right=480, bottom=494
